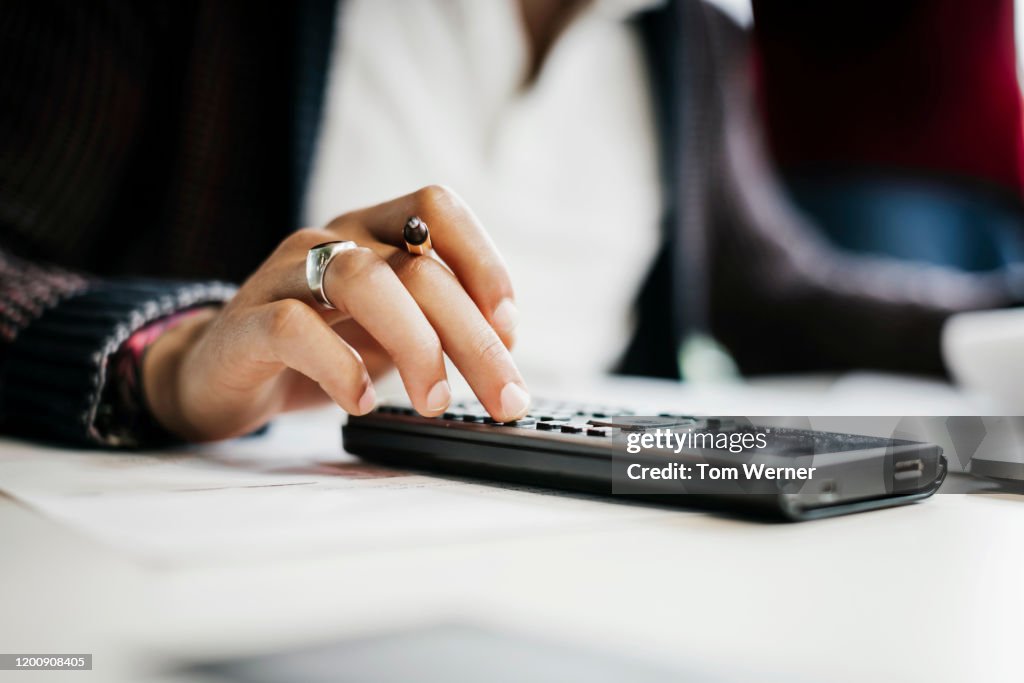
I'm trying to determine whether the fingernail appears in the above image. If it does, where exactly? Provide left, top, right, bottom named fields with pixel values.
left=492, top=299, right=519, bottom=336
left=357, top=384, right=376, bottom=414
left=500, top=382, right=530, bottom=421
left=426, top=379, right=451, bottom=413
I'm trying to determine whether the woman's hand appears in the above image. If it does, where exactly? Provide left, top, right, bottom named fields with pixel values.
left=142, top=186, right=528, bottom=442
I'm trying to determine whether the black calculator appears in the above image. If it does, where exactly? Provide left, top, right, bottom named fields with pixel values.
left=342, top=399, right=946, bottom=521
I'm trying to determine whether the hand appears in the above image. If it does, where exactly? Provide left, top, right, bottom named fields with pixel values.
left=143, top=186, right=528, bottom=442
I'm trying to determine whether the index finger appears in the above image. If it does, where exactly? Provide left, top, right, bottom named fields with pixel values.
left=339, top=185, right=519, bottom=345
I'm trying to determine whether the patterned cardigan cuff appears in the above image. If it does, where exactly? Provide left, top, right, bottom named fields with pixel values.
left=97, top=308, right=210, bottom=448
left=0, top=280, right=236, bottom=447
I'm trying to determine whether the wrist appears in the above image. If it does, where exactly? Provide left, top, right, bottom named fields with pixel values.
left=142, top=308, right=218, bottom=441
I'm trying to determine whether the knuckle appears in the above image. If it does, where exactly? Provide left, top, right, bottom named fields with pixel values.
left=469, top=325, right=507, bottom=366
left=264, top=301, right=307, bottom=339
left=265, top=298, right=311, bottom=338
left=386, top=250, right=438, bottom=281
left=285, top=227, right=333, bottom=250
left=323, top=213, right=350, bottom=233
left=414, top=184, right=459, bottom=213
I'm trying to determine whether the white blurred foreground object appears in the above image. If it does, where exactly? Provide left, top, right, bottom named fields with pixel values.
left=942, top=308, right=1024, bottom=482
left=942, top=308, right=1024, bottom=412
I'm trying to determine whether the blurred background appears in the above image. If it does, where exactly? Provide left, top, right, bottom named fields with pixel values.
left=334, top=0, right=1024, bottom=398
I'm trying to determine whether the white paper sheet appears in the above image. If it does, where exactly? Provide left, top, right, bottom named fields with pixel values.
left=0, top=405, right=679, bottom=567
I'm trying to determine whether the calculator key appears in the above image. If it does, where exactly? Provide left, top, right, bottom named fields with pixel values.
left=603, top=416, right=697, bottom=431
left=586, top=427, right=612, bottom=437
left=537, top=421, right=567, bottom=431
left=560, top=424, right=584, bottom=434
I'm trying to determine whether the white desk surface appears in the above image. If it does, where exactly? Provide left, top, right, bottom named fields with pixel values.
left=1, top=374, right=1022, bottom=683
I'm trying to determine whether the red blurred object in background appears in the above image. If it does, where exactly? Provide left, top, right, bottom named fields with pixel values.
left=752, top=0, right=1024, bottom=195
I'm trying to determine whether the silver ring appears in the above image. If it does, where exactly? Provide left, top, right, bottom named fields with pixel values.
left=306, top=241, right=358, bottom=310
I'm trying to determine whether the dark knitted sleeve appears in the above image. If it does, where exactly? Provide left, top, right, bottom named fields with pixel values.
left=0, top=247, right=235, bottom=446
left=0, top=2, right=245, bottom=445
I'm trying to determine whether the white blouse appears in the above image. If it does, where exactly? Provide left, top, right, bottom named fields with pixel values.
left=304, top=0, right=664, bottom=392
